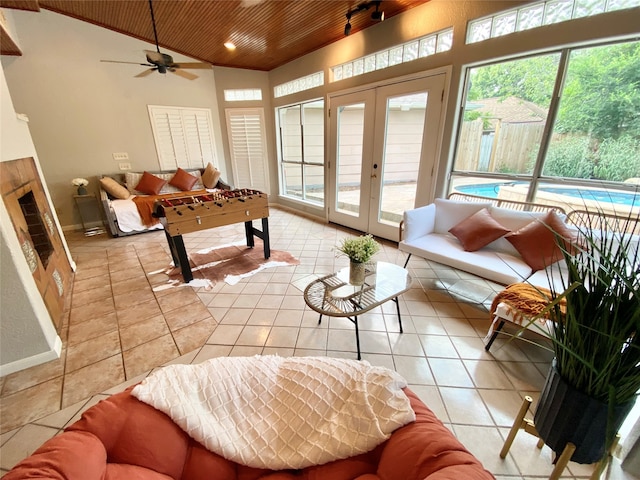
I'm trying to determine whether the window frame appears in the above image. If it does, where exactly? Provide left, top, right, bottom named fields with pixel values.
left=448, top=39, right=640, bottom=206
left=276, top=98, right=325, bottom=206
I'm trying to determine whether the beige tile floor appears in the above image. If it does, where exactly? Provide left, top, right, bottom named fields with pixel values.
left=0, top=207, right=636, bottom=478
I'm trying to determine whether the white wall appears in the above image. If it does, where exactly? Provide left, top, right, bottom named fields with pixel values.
left=0, top=63, right=62, bottom=375
left=1, top=8, right=226, bottom=229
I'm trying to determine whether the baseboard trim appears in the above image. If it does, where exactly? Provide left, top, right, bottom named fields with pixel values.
left=0, top=335, right=62, bottom=377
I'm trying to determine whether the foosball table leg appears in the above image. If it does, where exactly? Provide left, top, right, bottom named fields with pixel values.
left=261, top=217, right=270, bottom=259
left=164, top=229, right=179, bottom=266
left=170, top=234, right=193, bottom=283
left=244, top=221, right=255, bottom=249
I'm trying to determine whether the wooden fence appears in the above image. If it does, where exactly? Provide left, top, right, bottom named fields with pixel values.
left=455, top=119, right=545, bottom=173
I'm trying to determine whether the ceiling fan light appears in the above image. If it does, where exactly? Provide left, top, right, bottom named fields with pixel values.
left=344, top=21, right=352, bottom=36
left=157, top=65, right=167, bottom=74
left=224, top=42, right=236, bottom=50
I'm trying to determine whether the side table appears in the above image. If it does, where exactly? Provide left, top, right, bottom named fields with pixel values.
left=303, top=261, right=412, bottom=359
left=73, top=194, right=105, bottom=236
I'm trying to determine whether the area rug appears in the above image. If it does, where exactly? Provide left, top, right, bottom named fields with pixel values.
left=154, top=239, right=299, bottom=291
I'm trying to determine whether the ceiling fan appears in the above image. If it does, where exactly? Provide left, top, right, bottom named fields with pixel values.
left=100, top=0, right=210, bottom=80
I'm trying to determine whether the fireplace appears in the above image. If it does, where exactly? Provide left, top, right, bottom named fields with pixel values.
left=0, top=157, right=72, bottom=332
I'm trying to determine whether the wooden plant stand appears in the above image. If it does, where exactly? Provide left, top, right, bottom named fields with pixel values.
left=501, top=396, right=619, bottom=480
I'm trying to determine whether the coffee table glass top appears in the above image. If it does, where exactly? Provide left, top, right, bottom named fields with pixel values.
left=303, top=261, right=412, bottom=317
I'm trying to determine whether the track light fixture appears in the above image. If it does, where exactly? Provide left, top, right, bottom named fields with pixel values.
left=371, top=1, right=384, bottom=21
left=344, top=1, right=385, bottom=36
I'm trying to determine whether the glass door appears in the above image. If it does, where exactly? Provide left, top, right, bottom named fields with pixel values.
left=328, top=74, right=446, bottom=241
left=327, top=89, right=376, bottom=233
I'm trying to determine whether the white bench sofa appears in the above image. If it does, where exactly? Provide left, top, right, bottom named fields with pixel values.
left=398, top=196, right=567, bottom=288
left=398, top=196, right=573, bottom=351
left=399, top=196, right=639, bottom=351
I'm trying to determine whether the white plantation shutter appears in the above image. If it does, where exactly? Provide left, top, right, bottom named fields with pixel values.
left=148, top=105, right=217, bottom=170
left=225, top=108, right=270, bottom=193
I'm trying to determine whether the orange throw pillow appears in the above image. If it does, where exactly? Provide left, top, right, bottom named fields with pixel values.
left=135, top=171, right=167, bottom=195
left=169, top=168, right=199, bottom=191
left=448, top=208, right=510, bottom=251
left=506, top=210, right=577, bottom=271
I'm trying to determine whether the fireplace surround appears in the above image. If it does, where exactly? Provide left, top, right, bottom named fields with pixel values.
left=0, top=157, right=72, bottom=332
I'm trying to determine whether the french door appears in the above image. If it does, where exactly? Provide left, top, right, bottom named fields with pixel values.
left=327, top=74, right=445, bottom=241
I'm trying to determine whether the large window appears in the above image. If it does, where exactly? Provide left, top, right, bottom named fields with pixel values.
left=277, top=100, right=325, bottom=206
left=450, top=39, right=640, bottom=214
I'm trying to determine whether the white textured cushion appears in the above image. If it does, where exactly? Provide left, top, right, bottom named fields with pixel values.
left=433, top=198, right=493, bottom=234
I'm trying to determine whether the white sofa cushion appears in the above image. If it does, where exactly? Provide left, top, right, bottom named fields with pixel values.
left=403, top=204, right=436, bottom=242
left=400, top=233, right=533, bottom=285
left=485, top=207, right=548, bottom=256
left=433, top=198, right=493, bottom=234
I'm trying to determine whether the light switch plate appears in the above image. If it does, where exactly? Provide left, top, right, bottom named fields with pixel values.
left=118, top=162, right=132, bottom=171
left=113, top=152, right=129, bottom=160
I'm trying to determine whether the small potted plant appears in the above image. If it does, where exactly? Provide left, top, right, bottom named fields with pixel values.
left=336, top=234, right=380, bottom=285
left=72, top=177, right=89, bottom=196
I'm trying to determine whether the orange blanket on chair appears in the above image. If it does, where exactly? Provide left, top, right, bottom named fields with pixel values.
left=490, top=283, right=566, bottom=326
left=132, top=190, right=208, bottom=227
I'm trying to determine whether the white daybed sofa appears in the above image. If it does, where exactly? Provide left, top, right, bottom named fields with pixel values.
left=99, top=168, right=230, bottom=237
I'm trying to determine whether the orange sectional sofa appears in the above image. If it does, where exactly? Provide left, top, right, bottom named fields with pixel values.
left=5, top=387, right=494, bottom=480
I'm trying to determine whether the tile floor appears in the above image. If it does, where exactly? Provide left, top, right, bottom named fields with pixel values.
left=0, top=207, right=636, bottom=478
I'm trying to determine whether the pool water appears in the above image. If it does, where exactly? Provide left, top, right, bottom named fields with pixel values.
left=455, top=183, right=639, bottom=206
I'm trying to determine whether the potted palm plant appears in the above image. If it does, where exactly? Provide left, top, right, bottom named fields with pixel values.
left=530, top=208, right=640, bottom=472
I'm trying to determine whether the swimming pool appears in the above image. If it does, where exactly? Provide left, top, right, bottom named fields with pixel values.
left=455, top=182, right=640, bottom=207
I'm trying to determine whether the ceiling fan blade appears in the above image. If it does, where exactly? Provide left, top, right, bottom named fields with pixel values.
left=173, top=62, right=211, bottom=69
left=101, top=60, right=154, bottom=66
left=172, top=69, right=198, bottom=80
left=135, top=68, right=156, bottom=78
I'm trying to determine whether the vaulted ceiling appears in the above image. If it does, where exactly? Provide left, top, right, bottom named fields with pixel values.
left=1, top=0, right=430, bottom=71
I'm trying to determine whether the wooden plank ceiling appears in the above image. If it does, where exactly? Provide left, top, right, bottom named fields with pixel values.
left=1, top=0, right=429, bottom=70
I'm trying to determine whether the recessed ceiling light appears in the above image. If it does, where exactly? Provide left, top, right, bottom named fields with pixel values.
left=224, top=42, right=236, bottom=50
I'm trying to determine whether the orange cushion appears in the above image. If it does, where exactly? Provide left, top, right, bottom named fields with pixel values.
left=169, top=168, right=199, bottom=191
left=506, top=210, right=577, bottom=271
left=448, top=208, right=510, bottom=251
left=2, top=430, right=107, bottom=480
left=7, top=387, right=492, bottom=480
left=135, top=171, right=167, bottom=195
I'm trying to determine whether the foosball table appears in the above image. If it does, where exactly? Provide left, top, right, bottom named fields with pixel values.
left=153, top=189, right=270, bottom=282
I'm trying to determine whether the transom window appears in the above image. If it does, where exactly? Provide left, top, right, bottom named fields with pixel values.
left=467, top=0, right=640, bottom=44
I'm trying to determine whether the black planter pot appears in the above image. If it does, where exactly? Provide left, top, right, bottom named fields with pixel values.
left=534, top=361, right=635, bottom=464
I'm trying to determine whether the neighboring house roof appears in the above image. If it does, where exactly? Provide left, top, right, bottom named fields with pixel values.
left=468, top=96, right=548, bottom=126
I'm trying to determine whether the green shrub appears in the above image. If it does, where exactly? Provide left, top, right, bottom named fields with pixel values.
left=593, top=135, right=640, bottom=182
